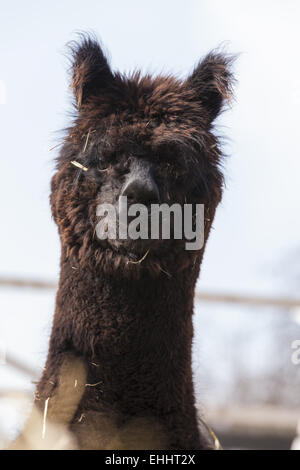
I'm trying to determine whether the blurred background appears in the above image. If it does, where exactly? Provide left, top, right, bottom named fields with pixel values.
left=0, top=0, right=300, bottom=450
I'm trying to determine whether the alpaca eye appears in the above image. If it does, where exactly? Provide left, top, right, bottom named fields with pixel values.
left=98, top=162, right=109, bottom=173
left=95, top=155, right=111, bottom=172
left=161, top=161, right=186, bottom=180
left=160, top=161, right=172, bottom=171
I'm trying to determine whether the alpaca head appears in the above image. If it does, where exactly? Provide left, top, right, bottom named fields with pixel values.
left=51, top=35, right=234, bottom=278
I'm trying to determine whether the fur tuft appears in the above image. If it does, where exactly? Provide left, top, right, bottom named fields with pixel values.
left=187, top=51, right=236, bottom=124
left=68, top=34, right=113, bottom=108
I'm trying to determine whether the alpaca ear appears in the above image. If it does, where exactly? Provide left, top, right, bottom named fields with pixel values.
left=69, top=36, right=114, bottom=109
left=187, top=52, right=235, bottom=124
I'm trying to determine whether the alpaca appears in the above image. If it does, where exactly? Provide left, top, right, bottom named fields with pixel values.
left=33, top=36, right=234, bottom=450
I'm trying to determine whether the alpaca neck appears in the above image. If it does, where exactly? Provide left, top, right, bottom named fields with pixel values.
left=56, top=257, right=197, bottom=357
left=42, top=256, right=203, bottom=448
left=54, top=256, right=198, bottom=399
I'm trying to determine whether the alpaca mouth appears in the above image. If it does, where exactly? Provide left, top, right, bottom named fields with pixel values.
left=108, top=236, right=162, bottom=258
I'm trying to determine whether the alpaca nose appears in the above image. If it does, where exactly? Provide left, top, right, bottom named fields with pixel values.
left=121, top=171, right=160, bottom=205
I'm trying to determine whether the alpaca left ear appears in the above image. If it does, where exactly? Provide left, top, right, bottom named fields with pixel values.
left=187, top=52, right=235, bottom=124
left=69, top=35, right=114, bottom=109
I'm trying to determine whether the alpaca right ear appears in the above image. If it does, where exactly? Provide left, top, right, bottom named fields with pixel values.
left=69, top=36, right=114, bottom=109
left=187, top=51, right=235, bottom=124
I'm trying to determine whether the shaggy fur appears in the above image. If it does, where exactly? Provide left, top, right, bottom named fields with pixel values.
left=35, top=35, right=235, bottom=450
